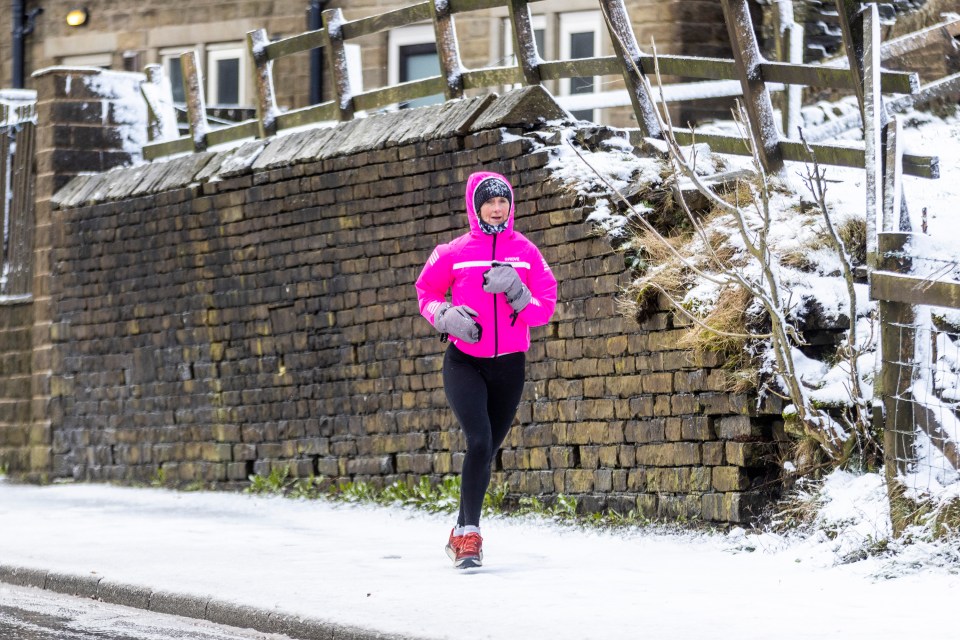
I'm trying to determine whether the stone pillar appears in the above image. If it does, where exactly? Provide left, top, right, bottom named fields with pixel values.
left=23, top=67, right=145, bottom=480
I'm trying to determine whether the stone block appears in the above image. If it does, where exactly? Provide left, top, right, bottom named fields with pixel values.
left=657, top=494, right=701, bottom=520
left=701, top=491, right=767, bottom=523
left=725, top=441, right=774, bottom=467
left=549, top=447, right=577, bottom=468
left=626, top=419, right=664, bottom=443
left=716, top=415, right=763, bottom=440
left=702, top=442, right=726, bottom=466
left=642, top=372, right=674, bottom=394
left=681, top=416, right=715, bottom=441
left=712, top=466, right=750, bottom=491
left=635, top=443, right=700, bottom=467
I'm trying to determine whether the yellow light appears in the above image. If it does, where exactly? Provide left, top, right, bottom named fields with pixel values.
left=66, top=8, right=89, bottom=27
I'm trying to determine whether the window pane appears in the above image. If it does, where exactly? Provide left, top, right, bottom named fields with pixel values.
left=216, top=57, right=240, bottom=105
left=535, top=29, right=545, bottom=57
left=570, top=31, right=594, bottom=59
left=399, top=43, right=442, bottom=109
left=569, top=32, right=594, bottom=95
left=167, top=58, right=184, bottom=103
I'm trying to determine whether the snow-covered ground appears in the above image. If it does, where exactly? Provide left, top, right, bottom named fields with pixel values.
left=0, top=477, right=958, bottom=640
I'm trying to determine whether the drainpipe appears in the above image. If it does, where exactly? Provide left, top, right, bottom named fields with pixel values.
left=308, top=0, right=330, bottom=104
left=11, top=0, right=43, bottom=89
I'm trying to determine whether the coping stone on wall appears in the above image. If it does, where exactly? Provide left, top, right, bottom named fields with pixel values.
left=469, top=85, right=570, bottom=132
left=51, top=172, right=113, bottom=209
left=50, top=172, right=99, bottom=208
left=247, top=130, right=316, bottom=172
left=50, top=86, right=570, bottom=209
left=195, top=139, right=268, bottom=181
left=288, top=126, right=341, bottom=165
left=150, top=152, right=216, bottom=193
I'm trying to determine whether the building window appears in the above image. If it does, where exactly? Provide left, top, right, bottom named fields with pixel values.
left=559, top=11, right=601, bottom=122
left=206, top=44, right=248, bottom=107
left=388, top=24, right=442, bottom=109
left=160, top=48, right=191, bottom=104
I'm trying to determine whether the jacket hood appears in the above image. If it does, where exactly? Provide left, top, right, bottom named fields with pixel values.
left=465, top=171, right=515, bottom=236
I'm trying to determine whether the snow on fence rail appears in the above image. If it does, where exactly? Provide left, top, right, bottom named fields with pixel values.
left=139, top=0, right=938, bottom=181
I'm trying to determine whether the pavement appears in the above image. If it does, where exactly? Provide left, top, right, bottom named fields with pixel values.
left=4, top=478, right=960, bottom=640
left=0, top=480, right=417, bottom=640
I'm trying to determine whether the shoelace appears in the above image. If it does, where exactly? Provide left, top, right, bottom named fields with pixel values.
left=458, top=532, right=482, bottom=557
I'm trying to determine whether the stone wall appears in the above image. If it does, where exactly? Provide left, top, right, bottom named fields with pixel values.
left=0, top=300, right=33, bottom=472
left=41, top=84, right=778, bottom=523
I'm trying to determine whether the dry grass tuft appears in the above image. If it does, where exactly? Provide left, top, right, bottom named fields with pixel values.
left=836, top=216, right=867, bottom=266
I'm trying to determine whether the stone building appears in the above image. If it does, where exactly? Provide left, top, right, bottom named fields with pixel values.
left=2, top=0, right=739, bottom=128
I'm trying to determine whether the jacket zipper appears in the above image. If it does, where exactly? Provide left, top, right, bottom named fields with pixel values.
left=491, top=234, right=498, bottom=357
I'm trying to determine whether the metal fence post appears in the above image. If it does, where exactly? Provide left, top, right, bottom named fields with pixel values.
left=599, top=0, right=662, bottom=139
left=431, top=0, right=464, bottom=100
left=248, top=29, right=279, bottom=138
left=719, top=0, right=783, bottom=174
left=322, top=8, right=355, bottom=121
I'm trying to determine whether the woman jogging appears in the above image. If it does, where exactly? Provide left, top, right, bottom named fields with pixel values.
left=415, top=171, right=557, bottom=569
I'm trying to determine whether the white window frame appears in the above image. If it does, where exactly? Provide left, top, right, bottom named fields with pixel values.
left=388, top=24, right=438, bottom=88
left=206, top=42, right=248, bottom=107
left=345, top=43, right=363, bottom=94
left=559, top=10, right=602, bottom=121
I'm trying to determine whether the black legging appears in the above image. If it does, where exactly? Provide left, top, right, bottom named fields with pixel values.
left=443, top=344, right=526, bottom=528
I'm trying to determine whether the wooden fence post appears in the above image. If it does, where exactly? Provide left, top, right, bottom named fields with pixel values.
left=599, top=0, right=661, bottom=139
left=507, top=0, right=541, bottom=85
left=863, top=3, right=883, bottom=268
left=876, top=233, right=917, bottom=502
left=180, top=50, right=210, bottom=152
left=322, top=8, right=355, bottom=121
left=141, top=64, right=180, bottom=143
left=883, top=117, right=904, bottom=232
left=719, top=0, right=783, bottom=174
left=247, top=29, right=279, bottom=138
left=838, top=1, right=910, bottom=231
left=773, top=0, right=803, bottom=138
left=430, top=0, right=464, bottom=100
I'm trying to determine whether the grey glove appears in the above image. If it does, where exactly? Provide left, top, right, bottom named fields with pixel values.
left=434, top=303, right=481, bottom=343
left=483, top=262, right=531, bottom=313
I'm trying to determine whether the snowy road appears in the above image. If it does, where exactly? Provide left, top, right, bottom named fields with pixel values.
left=0, top=479, right=958, bottom=640
left=0, top=583, right=292, bottom=640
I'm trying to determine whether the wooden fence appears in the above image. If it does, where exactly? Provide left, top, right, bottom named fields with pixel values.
left=851, top=4, right=960, bottom=517
left=140, top=0, right=940, bottom=183
left=0, top=99, right=36, bottom=300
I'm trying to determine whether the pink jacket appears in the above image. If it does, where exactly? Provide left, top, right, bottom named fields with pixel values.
left=416, top=171, right=558, bottom=358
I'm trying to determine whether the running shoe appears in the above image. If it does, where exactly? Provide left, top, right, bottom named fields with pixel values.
left=454, top=532, right=483, bottom=569
left=445, top=528, right=463, bottom=561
